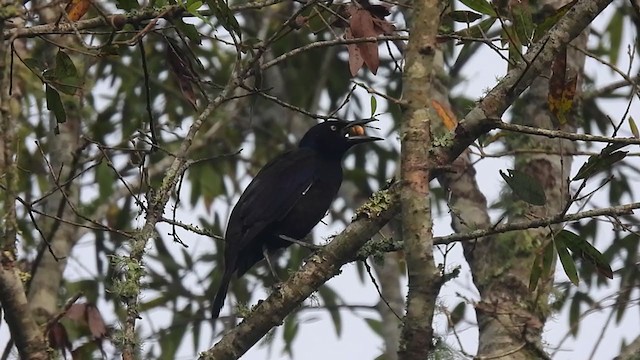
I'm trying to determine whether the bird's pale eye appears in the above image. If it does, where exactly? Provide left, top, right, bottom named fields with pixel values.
left=330, top=125, right=337, bottom=131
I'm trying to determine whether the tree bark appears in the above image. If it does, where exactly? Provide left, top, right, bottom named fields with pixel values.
left=398, top=0, right=445, bottom=357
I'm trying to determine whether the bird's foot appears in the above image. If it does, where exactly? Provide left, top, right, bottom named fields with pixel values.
left=279, top=234, right=323, bottom=250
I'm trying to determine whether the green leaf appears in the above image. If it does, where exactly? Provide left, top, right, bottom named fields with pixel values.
left=557, top=230, right=613, bottom=279
left=45, top=85, right=66, bottom=124
left=629, top=117, right=639, bottom=138
left=159, top=306, right=189, bottom=359
left=573, top=144, right=628, bottom=180
left=530, top=240, right=555, bottom=291
left=542, top=239, right=555, bottom=278
left=511, top=1, right=534, bottom=46
left=22, top=58, right=45, bottom=77
left=318, top=286, right=343, bottom=336
left=43, top=50, right=81, bottom=95
left=200, top=165, right=223, bottom=208
left=459, top=0, right=496, bottom=16
left=95, top=161, right=115, bottom=200
left=453, top=16, right=496, bottom=39
left=116, top=0, right=138, bottom=11
left=447, top=10, right=483, bottom=23
left=139, top=295, right=170, bottom=312
left=605, top=9, right=623, bottom=66
left=186, top=0, right=203, bottom=15
left=54, top=50, right=78, bottom=79
left=499, top=169, right=546, bottom=205
left=529, top=248, right=543, bottom=291
left=533, top=1, right=574, bottom=42
left=205, top=0, right=241, bottom=37
left=554, top=234, right=579, bottom=285
left=364, top=318, right=384, bottom=337
left=370, top=95, right=377, bottom=116
left=449, top=302, right=466, bottom=328
left=282, top=315, right=299, bottom=356
left=175, top=18, right=202, bottom=45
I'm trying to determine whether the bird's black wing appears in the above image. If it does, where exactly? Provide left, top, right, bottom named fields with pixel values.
left=226, top=148, right=317, bottom=252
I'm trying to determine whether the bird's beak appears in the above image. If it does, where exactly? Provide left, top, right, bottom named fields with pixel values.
left=344, top=118, right=383, bottom=144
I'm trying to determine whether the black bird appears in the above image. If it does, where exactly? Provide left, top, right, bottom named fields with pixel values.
left=212, top=119, right=382, bottom=319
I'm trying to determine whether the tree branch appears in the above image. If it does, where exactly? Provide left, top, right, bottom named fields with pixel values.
left=3, top=0, right=285, bottom=39
left=0, top=6, right=48, bottom=358
left=398, top=0, right=444, bottom=357
left=493, top=119, right=640, bottom=145
left=360, top=201, right=640, bottom=255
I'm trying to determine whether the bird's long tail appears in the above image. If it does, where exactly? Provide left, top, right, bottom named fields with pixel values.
left=212, top=269, right=233, bottom=319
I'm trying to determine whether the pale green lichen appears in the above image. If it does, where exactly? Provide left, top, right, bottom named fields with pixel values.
left=354, top=187, right=392, bottom=220
left=432, top=132, right=454, bottom=147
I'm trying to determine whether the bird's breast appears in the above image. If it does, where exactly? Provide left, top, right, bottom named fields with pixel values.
left=277, top=168, right=342, bottom=239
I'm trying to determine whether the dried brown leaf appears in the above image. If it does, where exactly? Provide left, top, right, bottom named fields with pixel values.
left=431, top=100, right=458, bottom=130
left=86, top=304, right=108, bottom=339
left=346, top=28, right=365, bottom=76
left=350, top=8, right=379, bottom=74
left=293, top=15, right=308, bottom=29
left=65, top=303, right=87, bottom=321
left=167, top=40, right=198, bottom=110
left=548, top=47, right=577, bottom=126
left=48, top=322, right=72, bottom=359
left=65, top=0, right=91, bottom=21
left=372, top=17, right=395, bottom=35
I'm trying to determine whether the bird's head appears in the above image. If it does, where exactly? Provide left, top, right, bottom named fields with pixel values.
left=299, top=118, right=383, bottom=159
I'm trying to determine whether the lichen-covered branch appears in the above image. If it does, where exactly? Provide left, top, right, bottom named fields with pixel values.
left=0, top=5, right=48, bottom=358
left=397, top=0, right=444, bottom=357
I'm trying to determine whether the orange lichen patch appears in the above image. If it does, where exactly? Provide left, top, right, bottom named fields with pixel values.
left=349, top=125, right=366, bottom=136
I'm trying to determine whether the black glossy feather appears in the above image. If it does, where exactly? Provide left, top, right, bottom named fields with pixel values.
left=211, top=119, right=381, bottom=319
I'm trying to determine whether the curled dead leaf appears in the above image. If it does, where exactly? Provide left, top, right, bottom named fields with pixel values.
left=350, top=8, right=379, bottom=74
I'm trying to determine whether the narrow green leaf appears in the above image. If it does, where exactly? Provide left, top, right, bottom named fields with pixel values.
left=116, top=0, right=138, bottom=11
left=573, top=144, right=628, bottom=180
left=186, top=0, right=203, bottom=15
left=629, top=117, right=639, bottom=139
left=282, top=316, right=299, bottom=356
left=568, top=292, right=582, bottom=336
left=605, top=9, right=623, bottom=66
left=364, top=318, right=384, bottom=337
left=499, top=169, right=546, bottom=205
left=94, top=161, right=115, bottom=200
left=454, top=16, right=496, bottom=39
left=54, top=50, right=78, bottom=78
left=542, top=239, right=555, bottom=278
left=532, top=0, right=575, bottom=42
left=200, top=165, right=222, bottom=208
left=22, top=58, right=45, bottom=77
left=206, top=0, right=242, bottom=37
left=447, top=10, right=483, bottom=23
left=318, top=286, right=343, bottom=336
left=557, top=230, right=614, bottom=279
left=511, top=1, right=534, bottom=46
left=159, top=307, right=189, bottom=359
left=459, top=0, right=496, bottom=16
left=529, top=250, right=543, bottom=291
left=175, top=18, right=202, bottom=45
left=370, top=95, right=377, bottom=116
left=554, top=235, right=579, bottom=285
left=45, top=85, right=66, bottom=124
left=449, top=302, right=466, bottom=328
